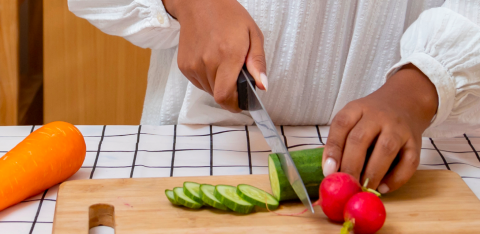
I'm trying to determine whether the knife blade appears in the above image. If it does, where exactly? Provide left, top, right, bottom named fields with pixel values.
left=237, top=65, right=314, bottom=213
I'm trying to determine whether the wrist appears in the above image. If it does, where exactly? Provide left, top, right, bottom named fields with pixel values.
left=162, top=0, right=181, bottom=20
left=376, top=64, right=438, bottom=129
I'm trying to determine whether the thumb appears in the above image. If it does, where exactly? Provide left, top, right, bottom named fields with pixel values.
left=245, top=27, right=268, bottom=91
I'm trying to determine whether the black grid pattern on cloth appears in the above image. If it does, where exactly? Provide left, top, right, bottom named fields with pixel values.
left=0, top=125, right=480, bottom=234
left=464, top=134, right=480, bottom=163
left=130, top=125, right=142, bottom=178
left=90, top=125, right=106, bottom=179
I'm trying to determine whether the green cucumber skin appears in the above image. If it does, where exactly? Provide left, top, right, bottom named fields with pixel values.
left=183, top=182, right=203, bottom=204
left=199, top=184, right=229, bottom=211
left=173, top=187, right=203, bottom=209
left=165, top=189, right=180, bottom=205
left=269, top=148, right=324, bottom=201
left=236, top=184, right=279, bottom=210
left=214, top=185, right=254, bottom=214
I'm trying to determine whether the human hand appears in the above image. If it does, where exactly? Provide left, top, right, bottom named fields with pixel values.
left=163, top=0, right=267, bottom=112
left=322, top=64, right=438, bottom=193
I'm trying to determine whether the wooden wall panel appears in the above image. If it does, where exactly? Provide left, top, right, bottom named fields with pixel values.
left=44, top=0, right=151, bottom=125
left=0, top=0, right=19, bottom=125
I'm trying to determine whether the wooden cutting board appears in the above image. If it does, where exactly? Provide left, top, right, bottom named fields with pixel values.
left=53, top=170, right=480, bottom=233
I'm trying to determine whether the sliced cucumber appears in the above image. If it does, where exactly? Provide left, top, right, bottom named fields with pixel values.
left=236, top=184, right=279, bottom=210
left=199, top=184, right=228, bottom=211
left=173, top=187, right=202, bottom=209
left=183, top=182, right=203, bottom=204
left=268, top=148, right=324, bottom=201
left=165, top=189, right=180, bottom=205
left=214, top=185, right=254, bottom=214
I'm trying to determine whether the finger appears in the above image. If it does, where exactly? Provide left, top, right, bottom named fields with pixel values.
left=214, top=61, right=243, bottom=113
left=377, top=138, right=420, bottom=193
left=178, top=61, right=213, bottom=95
left=188, top=76, right=204, bottom=91
left=245, top=26, right=267, bottom=91
left=190, top=59, right=213, bottom=95
left=201, top=52, right=221, bottom=95
left=193, top=65, right=214, bottom=95
left=322, top=105, right=363, bottom=177
left=360, top=130, right=406, bottom=189
left=340, top=119, right=381, bottom=180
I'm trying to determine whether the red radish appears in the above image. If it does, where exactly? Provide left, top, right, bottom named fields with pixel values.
left=341, top=192, right=386, bottom=234
left=320, top=172, right=362, bottom=222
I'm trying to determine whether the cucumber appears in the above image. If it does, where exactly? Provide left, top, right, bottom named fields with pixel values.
left=173, top=187, right=202, bottom=209
left=214, top=185, right=254, bottom=214
left=236, top=184, right=279, bottom=210
left=183, top=182, right=203, bottom=204
left=199, top=184, right=228, bottom=211
left=268, top=148, right=324, bottom=201
left=165, top=189, right=180, bottom=205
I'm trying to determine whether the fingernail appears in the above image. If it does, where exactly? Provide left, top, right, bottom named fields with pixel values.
left=378, top=183, right=389, bottom=194
left=323, top=158, right=337, bottom=177
left=260, top=73, right=268, bottom=91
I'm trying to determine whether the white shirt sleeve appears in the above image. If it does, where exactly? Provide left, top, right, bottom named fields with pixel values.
left=67, top=0, right=180, bottom=49
left=386, top=0, right=480, bottom=137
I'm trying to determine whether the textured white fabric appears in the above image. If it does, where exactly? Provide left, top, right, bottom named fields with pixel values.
left=387, top=3, right=480, bottom=137
left=68, top=0, right=480, bottom=137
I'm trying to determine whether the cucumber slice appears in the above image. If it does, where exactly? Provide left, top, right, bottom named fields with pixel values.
left=199, top=184, right=228, bottom=211
left=268, top=148, right=324, bottom=201
left=236, top=184, right=279, bottom=210
left=165, top=189, right=180, bottom=205
left=173, top=187, right=202, bottom=209
left=214, top=185, right=254, bottom=214
left=183, top=182, right=203, bottom=204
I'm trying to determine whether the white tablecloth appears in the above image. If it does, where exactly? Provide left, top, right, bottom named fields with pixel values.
left=0, top=125, right=479, bottom=234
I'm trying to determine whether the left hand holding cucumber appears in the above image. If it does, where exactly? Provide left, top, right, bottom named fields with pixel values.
left=323, top=64, right=438, bottom=193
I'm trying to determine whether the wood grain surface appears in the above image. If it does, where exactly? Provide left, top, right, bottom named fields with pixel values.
left=53, top=170, right=480, bottom=233
left=43, top=0, right=151, bottom=125
left=0, top=0, right=19, bottom=125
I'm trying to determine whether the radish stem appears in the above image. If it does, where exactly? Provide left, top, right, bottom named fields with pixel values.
left=361, top=178, right=381, bottom=197
left=340, top=220, right=354, bottom=234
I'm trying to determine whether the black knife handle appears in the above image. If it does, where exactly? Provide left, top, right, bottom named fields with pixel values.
left=237, top=65, right=256, bottom=110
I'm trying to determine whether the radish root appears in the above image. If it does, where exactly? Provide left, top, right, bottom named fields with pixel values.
left=265, top=194, right=319, bottom=216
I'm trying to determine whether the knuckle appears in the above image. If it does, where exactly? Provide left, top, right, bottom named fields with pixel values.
left=201, top=53, right=216, bottom=65
left=214, top=90, right=231, bottom=106
left=249, top=54, right=266, bottom=67
left=378, top=135, right=402, bottom=155
left=332, top=112, right=353, bottom=129
left=178, top=60, right=197, bottom=73
left=177, top=61, right=188, bottom=72
left=325, top=138, right=343, bottom=152
left=218, top=41, right=237, bottom=54
left=347, top=129, right=367, bottom=145
left=404, top=152, right=420, bottom=168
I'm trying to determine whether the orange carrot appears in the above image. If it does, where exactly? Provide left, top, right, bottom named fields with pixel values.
left=0, top=121, right=86, bottom=211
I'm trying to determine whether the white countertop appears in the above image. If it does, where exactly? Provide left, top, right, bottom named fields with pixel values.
left=0, top=125, right=479, bottom=234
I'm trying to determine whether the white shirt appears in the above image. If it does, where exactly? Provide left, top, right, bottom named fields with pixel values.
left=68, top=0, right=480, bottom=137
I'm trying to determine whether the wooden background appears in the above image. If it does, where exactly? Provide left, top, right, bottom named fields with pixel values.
left=0, top=0, right=19, bottom=125
left=0, top=0, right=151, bottom=126
left=43, top=0, right=151, bottom=125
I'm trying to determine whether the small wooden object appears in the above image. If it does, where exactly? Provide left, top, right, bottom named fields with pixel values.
left=53, top=170, right=480, bottom=233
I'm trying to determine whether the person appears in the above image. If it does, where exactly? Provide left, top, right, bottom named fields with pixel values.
left=67, top=0, right=480, bottom=194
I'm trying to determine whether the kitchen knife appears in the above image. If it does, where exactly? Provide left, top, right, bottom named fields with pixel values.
left=237, top=65, right=314, bottom=213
